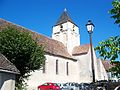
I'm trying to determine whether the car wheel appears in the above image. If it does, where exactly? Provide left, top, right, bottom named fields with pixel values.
left=71, top=88, right=73, bottom=90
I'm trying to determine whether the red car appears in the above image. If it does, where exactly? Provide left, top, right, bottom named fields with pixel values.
left=38, top=82, right=60, bottom=90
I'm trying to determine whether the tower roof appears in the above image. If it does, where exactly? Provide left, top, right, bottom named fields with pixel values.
left=55, top=9, right=75, bottom=26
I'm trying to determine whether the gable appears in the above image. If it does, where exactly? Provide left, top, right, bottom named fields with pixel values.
left=0, top=53, right=19, bottom=74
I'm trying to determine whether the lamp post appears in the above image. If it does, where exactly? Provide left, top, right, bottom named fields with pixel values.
left=86, top=20, right=95, bottom=83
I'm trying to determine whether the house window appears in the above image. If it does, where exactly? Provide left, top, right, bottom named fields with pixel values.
left=56, top=60, right=58, bottom=74
left=66, top=62, right=69, bottom=75
left=43, top=60, right=46, bottom=73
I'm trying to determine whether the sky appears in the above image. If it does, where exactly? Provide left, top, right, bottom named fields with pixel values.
left=0, top=0, right=120, bottom=55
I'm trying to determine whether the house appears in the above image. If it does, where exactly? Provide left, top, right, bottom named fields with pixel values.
left=102, top=60, right=120, bottom=82
left=0, top=53, right=19, bottom=90
left=0, top=9, right=108, bottom=90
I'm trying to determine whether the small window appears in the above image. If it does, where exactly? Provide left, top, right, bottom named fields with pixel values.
left=60, top=25, right=63, bottom=31
left=66, top=62, right=69, bottom=75
left=56, top=60, right=58, bottom=74
left=73, top=25, right=75, bottom=31
left=43, top=60, right=46, bottom=73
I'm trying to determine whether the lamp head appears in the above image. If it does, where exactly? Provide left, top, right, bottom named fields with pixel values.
left=86, top=20, right=95, bottom=34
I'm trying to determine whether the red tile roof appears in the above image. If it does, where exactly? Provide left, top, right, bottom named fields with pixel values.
left=0, top=18, right=90, bottom=60
left=72, top=44, right=90, bottom=55
left=102, top=60, right=113, bottom=71
left=0, top=18, right=73, bottom=59
left=32, top=32, right=72, bottom=59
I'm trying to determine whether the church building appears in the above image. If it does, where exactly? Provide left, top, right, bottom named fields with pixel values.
left=0, top=9, right=108, bottom=90
left=26, top=10, right=108, bottom=90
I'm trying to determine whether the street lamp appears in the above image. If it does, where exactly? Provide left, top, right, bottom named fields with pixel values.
left=86, top=20, right=95, bottom=83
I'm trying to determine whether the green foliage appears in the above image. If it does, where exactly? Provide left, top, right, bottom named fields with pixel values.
left=0, top=27, right=45, bottom=89
left=95, top=36, right=120, bottom=76
left=110, top=61, right=120, bottom=78
left=96, top=0, right=120, bottom=77
left=109, top=0, right=120, bottom=26
left=95, top=36, right=120, bottom=60
left=15, top=82, right=28, bottom=90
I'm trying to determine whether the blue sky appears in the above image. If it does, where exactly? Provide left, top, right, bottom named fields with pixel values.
left=0, top=0, right=119, bottom=47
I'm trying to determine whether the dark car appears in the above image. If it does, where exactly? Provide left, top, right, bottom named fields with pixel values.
left=79, top=83, right=90, bottom=90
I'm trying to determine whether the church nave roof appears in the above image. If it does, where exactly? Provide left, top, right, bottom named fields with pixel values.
left=0, top=18, right=90, bottom=60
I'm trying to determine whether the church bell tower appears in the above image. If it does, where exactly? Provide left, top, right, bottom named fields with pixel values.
left=52, top=9, right=80, bottom=54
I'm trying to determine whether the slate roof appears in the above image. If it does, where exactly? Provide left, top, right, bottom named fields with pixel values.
left=72, top=44, right=90, bottom=55
left=55, top=9, right=75, bottom=26
left=0, top=18, right=90, bottom=60
left=102, top=60, right=113, bottom=71
left=0, top=53, right=20, bottom=74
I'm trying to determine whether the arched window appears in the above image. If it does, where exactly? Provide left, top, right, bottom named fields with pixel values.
left=66, top=62, right=69, bottom=75
left=56, top=60, right=58, bottom=74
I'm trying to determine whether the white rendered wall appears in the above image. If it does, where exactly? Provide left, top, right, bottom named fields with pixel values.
left=97, top=59, right=108, bottom=81
left=73, top=51, right=93, bottom=83
left=0, top=72, right=15, bottom=90
left=26, top=54, right=79, bottom=90
left=52, top=22, right=80, bottom=55
left=26, top=49, right=108, bottom=90
left=73, top=48, right=108, bottom=83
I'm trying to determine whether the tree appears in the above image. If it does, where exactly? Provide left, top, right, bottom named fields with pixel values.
left=95, top=36, right=120, bottom=77
left=95, top=36, right=120, bottom=60
left=109, top=0, right=120, bottom=26
left=0, top=27, right=45, bottom=89
left=95, top=0, right=120, bottom=77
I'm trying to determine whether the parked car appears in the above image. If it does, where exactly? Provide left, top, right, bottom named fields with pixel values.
left=79, top=83, right=90, bottom=90
left=66, top=82, right=79, bottom=90
left=57, top=83, right=68, bottom=90
left=38, top=82, right=60, bottom=90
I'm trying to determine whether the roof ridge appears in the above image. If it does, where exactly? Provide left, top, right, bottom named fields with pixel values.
left=55, top=10, right=74, bottom=26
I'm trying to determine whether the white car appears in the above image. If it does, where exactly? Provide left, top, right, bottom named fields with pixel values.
left=66, top=82, right=79, bottom=90
left=57, top=83, right=68, bottom=90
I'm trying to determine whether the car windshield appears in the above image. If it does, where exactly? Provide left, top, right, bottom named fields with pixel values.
left=63, top=84, right=67, bottom=86
left=75, top=83, right=79, bottom=87
left=53, top=83, right=58, bottom=86
left=42, top=83, right=49, bottom=86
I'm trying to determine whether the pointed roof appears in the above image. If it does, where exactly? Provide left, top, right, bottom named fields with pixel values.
left=0, top=53, right=20, bottom=74
left=55, top=9, right=75, bottom=26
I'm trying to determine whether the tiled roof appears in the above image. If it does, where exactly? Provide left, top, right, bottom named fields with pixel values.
left=72, top=44, right=90, bottom=55
left=0, top=18, right=73, bottom=60
left=55, top=9, right=74, bottom=26
left=102, top=60, right=113, bottom=71
left=0, top=53, right=20, bottom=74
left=0, top=18, right=89, bottom=60
left=31, top=32, right=72, bottom=59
